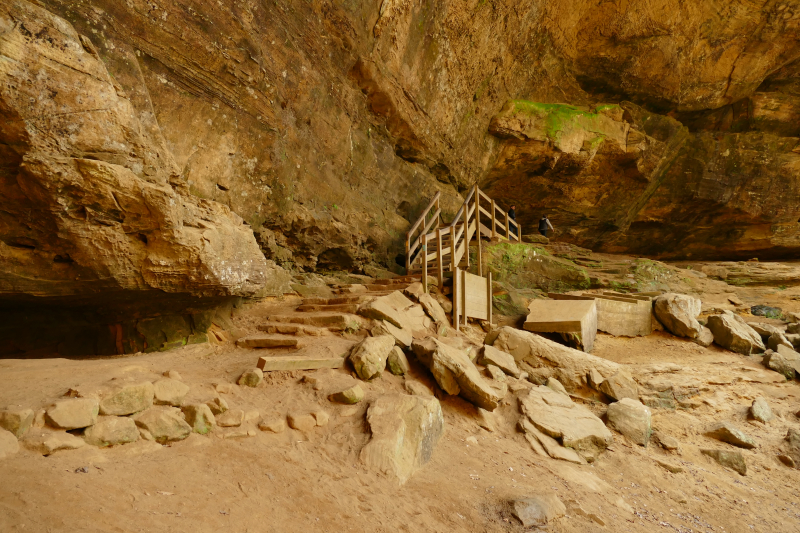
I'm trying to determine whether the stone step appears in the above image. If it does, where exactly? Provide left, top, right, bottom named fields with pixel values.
left=257, top=355, right=344, bottom=371
left=364, top=283, right=411, bottom=291
left=256, top=323, right=332, bottom=336
left=267, top=313, right=360, bottom=330
left=296, top=303, right=360, bottom=313
left=335, top=288, right=393, bottom=296
left=236, top=334, right=300, bottom=349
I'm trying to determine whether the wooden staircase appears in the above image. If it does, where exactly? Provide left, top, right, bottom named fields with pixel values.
left=405, top=184, right=521, bottom=288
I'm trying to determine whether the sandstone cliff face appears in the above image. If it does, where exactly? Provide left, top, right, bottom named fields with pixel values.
left=3, top=0, right=800, bottom=352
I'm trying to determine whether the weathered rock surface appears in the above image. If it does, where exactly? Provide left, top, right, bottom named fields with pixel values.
left=606, top=399, right=652, bottom=447
left=707, top=313, right=765, bottom=355
left=0, top=428, right=20, bottom=459
left=99, top=382, right=154, bottom=416
left=0, top=1, right=290, bottom=356
left=84, top=416, right=140, bottom=447
left=133, top=407, right=192, bottom=443
left=519, top=386, right=613, bottom=463
left=153, top=379, right=190, bottom=406
left=490, top=327, right=620, bottom=396
left=217, top=409, right=244, bottom=428
left=653, top=294, right=703, bottom=340
left=783, top=429, right=800, bottom=469
left=412, top=338, right=504, bottom=411
left=511, top=493, right=566, bottom=528
left=597, top=371, right=639, bottom=402
left=45, top=399, right=99, bottom=430
left=361, top=394, right=444, bottom=484
left=373, top=321, right=412, bottom=349
left=0, top=408, right=34, bottom=438
left=701, top=449, right=747, bottom=476
left=768, top=332, right=794, bottom=352
left=349, top=335, right=396, bottom=381
left=763, top=345, right=800, bottom=379
left=181, top=404, right=216, bottom=435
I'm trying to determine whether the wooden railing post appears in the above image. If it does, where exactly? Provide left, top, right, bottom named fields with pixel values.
left=476, top=188, right=483, bottom=277
left=435, top=197, right=440, bottom=230
left=505, top=211, right=511, bottom=241
left=453, top=267, right=460, bottom=332
left=436, top=228, right=444, bottom=289
left=462, top=191, right=469, bottom=268
left=491, top=199, right=497, bottom=238
left=487, top=271, right=493, bottom=325
left=422, top=235, right=428, bottom=293
left=449, top=225, right=456, bottom=271
left=405, top=237, right=411, bottom=272
left=517, top=223, right=522, bottom=242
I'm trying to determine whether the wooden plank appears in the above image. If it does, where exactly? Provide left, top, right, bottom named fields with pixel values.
left=436, top=229, right=444, bottom=289
left=476, top=191, right=483, bottom=277
left=463, top=271, right=488, bottom=320
left=479, top=206, right=492, bottom=219
left=462, top=201, right=470, bottom=269
left=505, top=211, right=510, bottom=240
left=258, top=355, right=344, bottom=371
left=422, top=235, right=428, bottom=292
left=549, top=293, right=596, bottom=301
left=450, top=226, right=456, bottom=272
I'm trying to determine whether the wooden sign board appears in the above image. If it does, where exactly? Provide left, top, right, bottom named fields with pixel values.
left=452, top=267, right=492, bottom=331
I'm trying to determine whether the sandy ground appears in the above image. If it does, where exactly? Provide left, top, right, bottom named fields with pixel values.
left=2, top=291, right=800, bottom=533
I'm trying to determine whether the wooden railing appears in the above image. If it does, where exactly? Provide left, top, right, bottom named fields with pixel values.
left=405, top=185, right=521, bottom=290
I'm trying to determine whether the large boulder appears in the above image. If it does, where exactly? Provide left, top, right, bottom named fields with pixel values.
left=653, top=294, right=703, bottom=339
left=490, top=326, right=621, bottom=396
left=348, top=335, right=396, bottom=380
left=45, top=399, right=99, bottom=430
left=749, top=397, right=774, bottom=423
left=519, top=385, right=613, bottom=463
left=762, top=348, right=800, bottom=380
left=701, top=448, right=747, bottom=475
left=100, top=382, right=155, bottom=416
left=412, top=338, right=505, bottom=411
left=0, top=408, right=34, bottom=438
left=606, top=398, right=652, bottom=446
left=84, top=416, right=140, bottom=447
left=360, top=394, right=444, bottom=484
left=133, top=407, right=192, bottom=443
left=358, top=292, right=427, bottom=333
left=707, top=313, right=765, bottom=355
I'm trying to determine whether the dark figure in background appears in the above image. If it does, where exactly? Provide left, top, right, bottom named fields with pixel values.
left=508, top=205, right=517, bottom=237
left=539, top=214, right=554, bottom=237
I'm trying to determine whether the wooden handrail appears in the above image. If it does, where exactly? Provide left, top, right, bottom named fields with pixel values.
left=407, top=191, right=440, bottom=240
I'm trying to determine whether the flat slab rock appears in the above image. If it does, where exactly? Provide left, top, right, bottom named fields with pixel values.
left=519, top=385, right=612, bottom=463
left=236, top=334, right=299, bottom=349
left=511, top=493, right=567, bottom=527
left=360, top=394, right=444, bottom=484
left=524, top=299, right=597, bottom=352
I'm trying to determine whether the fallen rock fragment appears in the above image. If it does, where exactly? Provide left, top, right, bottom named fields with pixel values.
left=329, top=384, right=365, bottom=404
left=418, top=293, right=449, bottom=326
left=479, top=345, right=521, bottom=378
left=360, top=394, right=444, bottom=484
left=707, top=313, right=765, bottom=355
left=705, top=422, right=756, bottom=449
left=237, top=369, right=263, bottom=388
left=546, top=377, right=568, bottom=396
left=258, top=413, right=287, bottom=433
left=181, top=404, right=216, bottom=434
left=24, top=431, right=86, bottom=455
left=519, top=386, right=612, bottom=463
left=701, top=448, right=747, bottom=475
left=349, top=335, right=396, bottom=380
left=749, top=397, right=774, bottom=423
left=655, top=458, right=684, bottom=473
left=100, top=382, right=155, bottom=416
left=606, top=398, right=651, bottom=446
left=0, top=428, right=19, bottom=459
left=206, top=397, right=228, bottom=415
left=653, top=293, right=703, bottom=339
left=782, top=428, right=800, bottom=468
left=84, top=416, right=140, bottom=447
left=153, top=378, right=190, bottom=406
left=768, top=331, right=794, bottom=351
left=133, top=407, right=192, bottom=443
left=597, top=371, right=639, bottom=401
left=695, top=326, right=714, bottom=347
left=652, top=430, right=680, bottom=451
left=373, top=320, right=412, bottom=349
left=521, top=419, right=585, bottom=464
left=46, top=399, right=99, bottom=430
left=287, top=412, right=317, bottom=431
left=387, top=346, right=410, bottom=375
left=311, top=410, right=329, bottom=427
left=217, top=409, right=245, bottom=427
left=412, top=338, right=504, bottom=411
left=511, top=493, right=567, bottom=528
left=0, top=408, right=34, bottom=438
